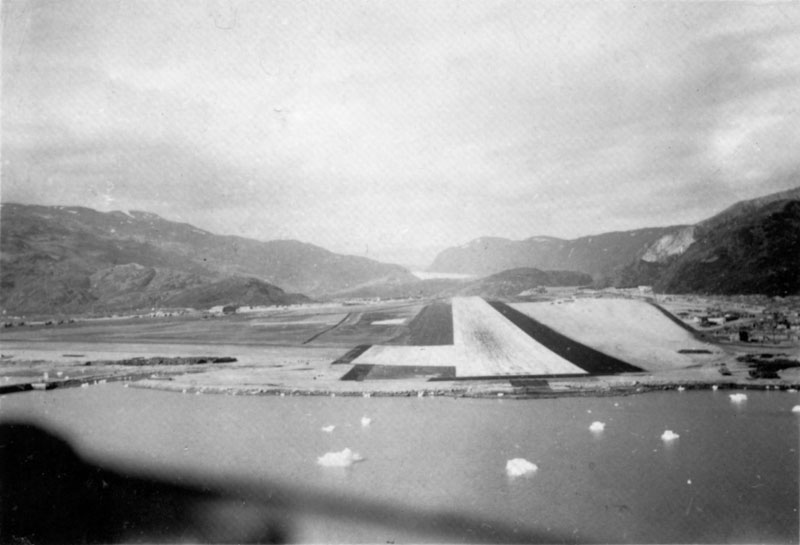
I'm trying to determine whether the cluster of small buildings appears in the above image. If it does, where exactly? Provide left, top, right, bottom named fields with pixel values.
left=673, top=297, right=800, bottom=345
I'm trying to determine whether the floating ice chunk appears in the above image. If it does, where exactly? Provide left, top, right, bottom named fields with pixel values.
left=506, top=458, right=538, bottom=477
left=589, top=421, right=606, bottom=432
left=791, top=406, right=800, bottom=413
left=317, top=448, right=364, bottom=467
left=661, top=430, right=680, bottom=441
left=729, top=393, right=747, bottom=403
left=711, top=385, right=719, bottom=391
left=321, top=425, right=336, bottom=433
left=360, top=416, right=372, bottom=427
left=677, top=386, right=685, bottom=392
left=788, top=388, right=798, bottom=393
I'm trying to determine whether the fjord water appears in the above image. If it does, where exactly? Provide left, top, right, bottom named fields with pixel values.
left=2, top=386, right=797, bottom=543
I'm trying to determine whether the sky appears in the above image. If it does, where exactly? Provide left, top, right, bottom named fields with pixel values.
left=2, top=0, right=799, bottom=268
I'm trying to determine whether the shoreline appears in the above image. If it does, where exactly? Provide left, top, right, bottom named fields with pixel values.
left=3, top=350, right=799, bottom=400
left=126, top=373, right=800, bottom=399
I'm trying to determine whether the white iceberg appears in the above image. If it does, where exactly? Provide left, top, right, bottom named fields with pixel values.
left=589, top=421, right=606, bottom=432
left=661, top=430, right=680, bottom=441
left=791, top=405, right=800, bottom=413
left=317, top=448, right=364, bottom=467
left=729, top=393, right=748, bottom=403
left=321, top=425, right=336, bottom=433
left=506, top=458, right=538, bottom=477
left=360, top=416, right=372, bottom=427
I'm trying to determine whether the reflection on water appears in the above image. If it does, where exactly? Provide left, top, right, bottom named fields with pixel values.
left=1, top=386, right=798, bottom=543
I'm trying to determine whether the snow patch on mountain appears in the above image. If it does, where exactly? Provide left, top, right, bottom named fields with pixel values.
left=641, top=226, right=695, bottom=263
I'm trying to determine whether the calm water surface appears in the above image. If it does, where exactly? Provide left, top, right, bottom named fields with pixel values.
left=2, top=386, right=798, bottom=543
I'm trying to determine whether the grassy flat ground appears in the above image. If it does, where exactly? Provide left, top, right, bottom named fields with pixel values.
left=0, top=301, right=423, bottom=347
left=1, top=297, right=799, bottom=397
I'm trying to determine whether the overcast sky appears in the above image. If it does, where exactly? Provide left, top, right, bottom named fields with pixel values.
left=2, top=1, right=799, bottom=267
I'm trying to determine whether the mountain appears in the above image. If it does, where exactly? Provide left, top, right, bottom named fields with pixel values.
left=429, top=187, right=800, bottom=296
left=429, top=228, right=685, bottom=284
left=0, top=204, right=413, bottom=314
left=615, top=189, right=800, bottom=296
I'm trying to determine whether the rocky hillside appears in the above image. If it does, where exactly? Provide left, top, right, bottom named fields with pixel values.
left=429, top=186, right=800, bottom=296
left=162, top=276, right=309, bottom=309
left=0, top=204, right=412, bottom=314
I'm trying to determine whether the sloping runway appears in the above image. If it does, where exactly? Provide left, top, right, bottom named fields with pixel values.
left=336, top=296, right=719, bottom=380
left=344, top=297, right=589, bottom=378
left=489, top=302, right=643, bottom=374
left=511, top=298, right=721, bottom=371
left=452, top=297, right=587, bottom=376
